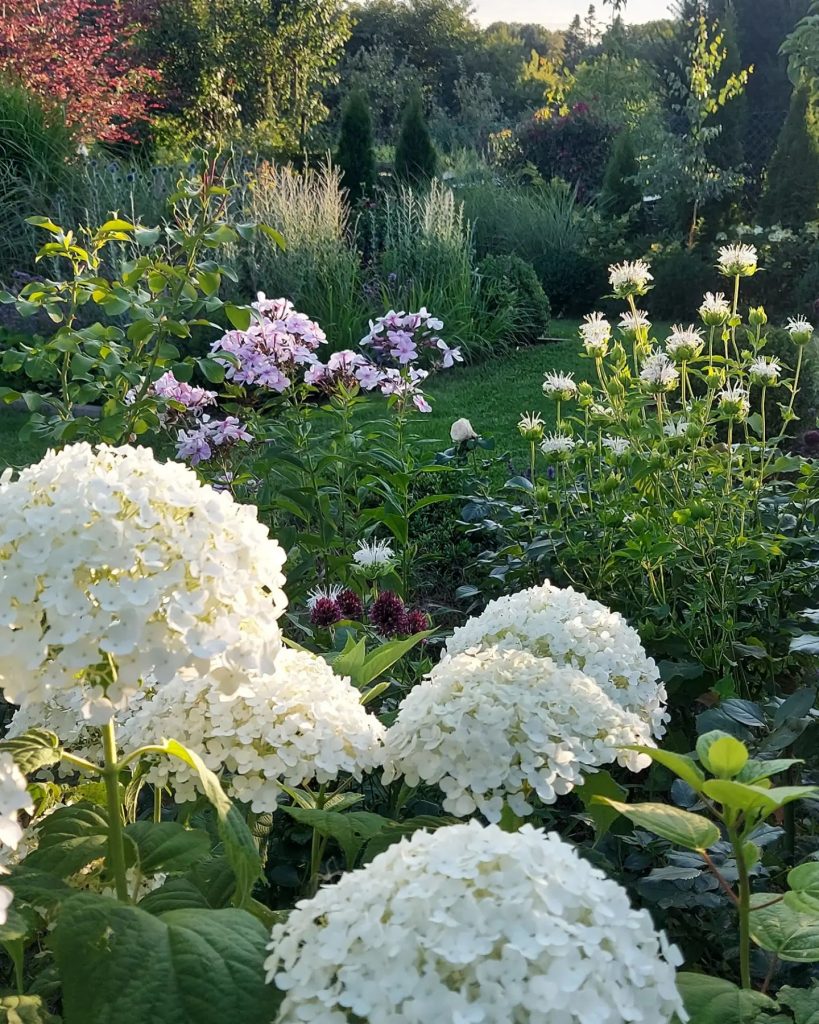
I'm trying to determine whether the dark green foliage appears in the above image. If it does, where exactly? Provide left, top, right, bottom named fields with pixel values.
left=515, top=105, right=613, bottom=201
left=645, top=244, right=714, bottom=319
left=395, top=92, right=438, bottom=183
left=600, top=131, right=641, bottom=215
left=477, top=254, right=551, bottom=341
left=759, top=329, right=819, bottom=438
left=760, top=85, right=819, bottom=228
left=0, top=82, right=74, bottom=190
left=336, top=89, right=376, bottom=204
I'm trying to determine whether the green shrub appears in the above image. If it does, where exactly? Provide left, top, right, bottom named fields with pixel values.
left=336, top=88, right=377, bottom=205
left=514, top=105, right=613, bottom=202
left=477, top=254, right=551, bottom=342
left=395, top=91, right=437, bottom=184
left=645, top=244, right=714, bottom=320
left=600, top=131, right=641, bottom=216
left=759, top=85, right=819, bottom=228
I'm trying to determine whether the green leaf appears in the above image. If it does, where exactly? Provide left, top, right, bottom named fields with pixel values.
left=197, top=269, right=221, bottom=296
left=280, top=806, right=388, bottom=869
left=575, top=770, right=628, bottom=839
left=259, top=224, right=286, bottom=249
left=197, top=357, right=225, bottom=383
left=703, top=780, right=819, bottom=818
left=53, top=893, right=279, bottom=1024
left=696, top=731, right=749, bottom=777
left=594, top=799, right=720, bottom=851
left=324, top=636, right=366, bottom=682
left=124, top=821, right=211, bottom=875
left=225, top=304, right=251, bottom=331
left=674, top=971, right=776, bottom=1024
left=133, top=226, right=162, bottom=247
left=25, top=803, right=108, bottom=878
left=161, top=740, right=260, bottom=906
left=25, top=216, right=63, bottom=235
left=786, top=862, right=819, bottom=913
left=0, top=729, right=62, bottom=774
left=99, top=218, right=135, bottom=232
left=776, top=984, right=819, bottom=1024
left=737, top=758, right=802, bottom=784
left=127, top=319, right=155, bottom=344
left=623, top=746, right=705, bottom=791
left=749, top=893, right=819, bottom=962
left=355, top=632, right=433, bottom=688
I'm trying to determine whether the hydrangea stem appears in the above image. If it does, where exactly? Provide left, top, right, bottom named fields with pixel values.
left=102, top=719, right=129, bottom=902
left=728, top=826, right=752, bottom=989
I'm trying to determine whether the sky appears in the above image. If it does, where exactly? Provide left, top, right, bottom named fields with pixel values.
left=473, top=0, right=673, bottom=29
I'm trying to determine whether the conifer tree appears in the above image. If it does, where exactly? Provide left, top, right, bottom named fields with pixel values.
left=336, top=88, right=377, bottom=204
left=395, top=91, right=437, bottom=184
left=600, top=131, right=641, bottom=214
left=760, top=84, right=819, bottom=227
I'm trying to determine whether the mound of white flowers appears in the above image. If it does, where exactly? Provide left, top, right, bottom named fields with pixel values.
left=0, top=753, right=33, bottom=925
left=381, top=647, right=656, bottom=820
left=265, top=820, right=685, bottom=1024
left=119, top=648, right=385, bottom=812
left=0, top=444, right=286, bottom=720
left=446, top=580, right=667, bottom=737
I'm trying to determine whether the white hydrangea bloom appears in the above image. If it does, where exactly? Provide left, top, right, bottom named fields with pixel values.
left=265, top=821, right=685, bottom=1024
left=119, top=649, right=385, bottom=813
left=445, top=580, right=667, bottom=735
left=0, top=444, right=287, bottom=719
left=0, top=754, right=32, bottom=851
left=381, top=647, right=657, bottom=820
left=6, top=690, right=103, bottom=776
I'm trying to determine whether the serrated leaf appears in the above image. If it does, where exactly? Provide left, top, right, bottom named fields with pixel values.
left=674, top=971, right=776, bottom=1023
left=749, top=894, right=819, bottom=962
left=53, top=893, right=279, bottom=1024
left=25, top=803, right=108, bottom=878
left=280, top=806, right=388, bottom=868
left=595, top=799, right=720, bottom=850
left=0, top=729, right=62, bottom=774
left=124, top=821, right=211, bottom=875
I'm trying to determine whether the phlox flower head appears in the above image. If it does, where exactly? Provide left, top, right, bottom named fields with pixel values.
left=127, top=371, right=217, bottom=423
left=0, top=444, right=287, bottom=719
left=361, top=309, right=454, bottom=371
left=382, top=647, right=659, bottom=820
left=445, top=580, right=668, bottom=737
left=265, top=820, right=685, bottom=1024
left=175, top=415, right=252, bottom=466
left=119, top=649, right=384, bottom=814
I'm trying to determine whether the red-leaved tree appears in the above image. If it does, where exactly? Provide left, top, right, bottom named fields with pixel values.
left=0, top=0, right=159, bottom=142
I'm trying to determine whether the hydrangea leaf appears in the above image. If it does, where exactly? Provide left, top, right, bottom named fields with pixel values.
left=123, top=821, right=211, bottom=875
left=24, top=803, right=108, bottom=878
left=749, top=894, right=819, bottom=962
left=596, top=800, right=720, bottom=851
left=0, top=729, right=62, bottom=774
left=53, top=893, right=280, bottom=1024
left=674, top=971, right=777, bottom=1023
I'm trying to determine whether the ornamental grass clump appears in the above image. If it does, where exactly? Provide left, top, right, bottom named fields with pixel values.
left=118, top=648, right=385, bottom=813
left=0, top=443, right=287, bottom=720
left=381, top=646, right=658, bottom=820
left=264, top=820, right=685, bottom=1023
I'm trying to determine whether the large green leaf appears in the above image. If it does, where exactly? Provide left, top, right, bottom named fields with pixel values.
left=595, top=800, right=720, bottom=851
left=575, top=770, right=628, bottom=838
left=776, top=984, right=819, bottom=1024
left=25, top=803, right=108, bottom=878
left=674, top=972, right=776, bottom=1024
left=161, top=740, right=260, bottom=905
left=281, top=806, right=388, bottom=868
left=53, top=893, right=280, bottom=1024
left=749, top=894, right=819, bottom=962
left=703, top=780, right=819, bottom=818
left=623, top=746, right=705, bottom=792
left=124, top=821, right=211, bottom=875
left=0, top=729, right=62, bottom=774
left=786, top=862, right=819, bottom=913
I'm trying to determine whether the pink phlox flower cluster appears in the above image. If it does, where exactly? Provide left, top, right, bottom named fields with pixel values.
left=176, top=415, right=253, bottom=466
left=361, top=308, right=459, bottom=371
left=125, top=370, right=217, bottom=423
left=210, top=294, right=327, bottom=392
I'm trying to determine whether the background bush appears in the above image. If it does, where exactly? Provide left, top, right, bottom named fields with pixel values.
left=477, top=254, right=551, bottom=342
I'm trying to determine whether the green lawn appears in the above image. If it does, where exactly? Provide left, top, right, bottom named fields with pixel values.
left=0, top=320, right=671, bottom=471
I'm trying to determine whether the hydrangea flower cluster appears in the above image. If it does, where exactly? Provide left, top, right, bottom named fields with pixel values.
left=119, top=649, right=385, bottom=813
left=265, top=821, right=685, bottom=1024
left=381, top=646, right=658, bottom=820
left=210, top=294, right=327, bottom=393
left=0, top=444, right=287, bottom=720
left=0, top=753, right=33, bottom=926
left=445, top=580, right=668, bottom=736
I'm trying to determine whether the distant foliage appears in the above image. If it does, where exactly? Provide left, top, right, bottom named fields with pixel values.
left=515, top=104, right=613, bottom=201
left=336, top=89, right=377, bottom=204
left=600, top=131, right=641, bottom=215
left=477, top=254, right=551, bottom=341
left=395, top=92, right=438, bottom=184
left=760, top=85, right=819, bottom=228
left=0, top=0, right=157, bottom=142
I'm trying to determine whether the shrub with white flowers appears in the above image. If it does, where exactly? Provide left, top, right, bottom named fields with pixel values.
left=381, top=646, right=657, bottom=820
left=445, top=580, right=668, bottom=736
left=0, top=444, right=287, bottom=720
left=0, top=753, right=33, bottom=926
left=118, top=648, right=385, bottom=812
left=265, top=820, right=685, bottom=1024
